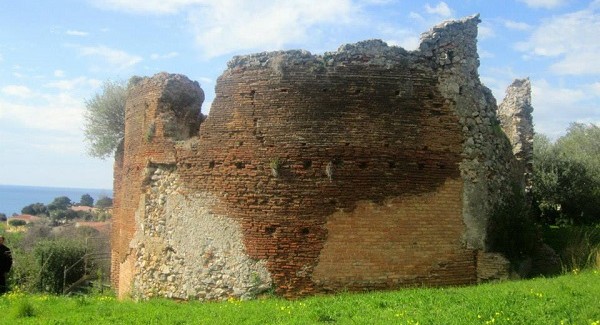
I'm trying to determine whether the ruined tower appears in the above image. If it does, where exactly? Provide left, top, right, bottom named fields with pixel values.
left=498, top=78, right=534, bottom=190
left=111, top=15, right=531, bottom=300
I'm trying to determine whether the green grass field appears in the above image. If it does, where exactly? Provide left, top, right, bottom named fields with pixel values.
left=1, top=270, right=599, bottom=325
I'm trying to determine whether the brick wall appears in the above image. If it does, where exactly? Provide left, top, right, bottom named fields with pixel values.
left=112, top=15, right=525, bottom=300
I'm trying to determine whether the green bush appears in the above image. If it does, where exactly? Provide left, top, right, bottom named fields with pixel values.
left=8, top=219, right=27, bottom=227
left=543, top=225, right=600, bottom=271
left=34, top=239, right=87, bottom=294
left=486, top=187, right=538, bottom=265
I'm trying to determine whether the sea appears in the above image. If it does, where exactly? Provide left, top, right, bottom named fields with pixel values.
left=0, top=184, right=113, bottom=216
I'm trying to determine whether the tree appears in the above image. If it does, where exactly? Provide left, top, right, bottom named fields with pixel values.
left=83, top=79, right=128, bottom=159
left=47, top=196, right=72, bottom=211
left=21, top=203, right=48, bottom=216
left=532, top=124, right=600, bottom=225
left=80, top=194, right=94, bottom=207
left=95, top=196, right=113, bottom=209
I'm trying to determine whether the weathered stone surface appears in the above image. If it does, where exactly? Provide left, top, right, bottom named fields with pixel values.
left=498, top=78, right=534, bottom=190
left=111, top=15, right=531, bottom=300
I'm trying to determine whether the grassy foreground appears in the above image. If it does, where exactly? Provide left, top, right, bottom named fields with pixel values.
left=1, top=271, right=599, bottom=325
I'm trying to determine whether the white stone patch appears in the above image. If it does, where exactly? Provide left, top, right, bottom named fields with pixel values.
left=130, top=167, right=271, bottom=300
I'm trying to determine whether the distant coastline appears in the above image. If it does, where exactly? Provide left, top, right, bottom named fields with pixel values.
left=0, top=184, right=113, bottom=216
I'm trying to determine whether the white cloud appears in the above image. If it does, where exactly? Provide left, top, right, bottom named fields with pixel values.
left=0, top=95, right=83, bottom=134
left=587, top=82, right=600, bottom=96
left=196, top=76, right=214, bottom=85
left=66, top=30, right=89, bottom=36
left=503, top=19, right=531, bottom=30
left=54, top=69, right=65, bottom=78
left=518, top=0, right=566, bottom=9
left=91, top=0, right=204, bottom=14
left=1, top=85, right=33, bottom=98
left=188, top=0, right=360, bottom=58
left=79, top=45, right=142, bottom=70
left=424, top=2, right=452, bottom=17
left=386, top=36, right=420, bottom=51
left=45, top=76, right=102, bottom=91
left=479, top=49, right=495, bottom=59
left=409, top=12, right=424, bottom=21
left=531, top=79, right=598, bottom=138
left=150, top=51, right=179, bottom=60
left=478, top=23, right=495, bottom=40
left=516, top=5, right=600, bottom=75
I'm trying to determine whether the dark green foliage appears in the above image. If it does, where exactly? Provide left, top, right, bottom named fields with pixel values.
left=0, top=213, right=6, bottom=222
left=34, top=239, right=87, bottom=294
left=21, top=203, right=48, bottom=216
left=532, top=124, right=600, bottom=225
left=47, top=196, right=72, bottom=211
left=95, top=196, right=113, bottom=209
left=486, top=186, right=538, bottom=264
left=8, top=219, right=27, bottom=227
left=12, top=299, right=35, bottom=318
left=49, top=209, right=78, bottom=225
left=79, top=194, right=94, bottom=207
left=542, top=226, right=600, bottom=271
left=76, top=210, right=94, bottom=221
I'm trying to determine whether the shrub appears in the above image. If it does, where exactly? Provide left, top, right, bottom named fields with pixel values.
left=8, top=219, right=27, bottom=227
left=34, top=239, right=87, bottom=294
left=486, top=186, right=538, bottom=265
left=543, top=226, right=600, bottom=271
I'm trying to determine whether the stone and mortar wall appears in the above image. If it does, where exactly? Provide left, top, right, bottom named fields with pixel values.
left=498, top=78, right=534, bottom=190
left=112, top=16, right=529, bottom=300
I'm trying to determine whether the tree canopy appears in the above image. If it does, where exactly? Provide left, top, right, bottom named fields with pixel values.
left=532, top=123, right=600, bottom=225
left=95, top=196, right=113, bottom=209
left=79, top=194, right=94, bottom=207
left=83, top=80, right=127, bottom=159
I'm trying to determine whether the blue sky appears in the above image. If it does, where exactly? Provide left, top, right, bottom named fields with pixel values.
left=1, top=0, right=599, bottom=189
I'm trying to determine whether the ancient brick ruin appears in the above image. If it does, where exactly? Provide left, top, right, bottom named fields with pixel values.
left=111, top=15, right=532, bottom=300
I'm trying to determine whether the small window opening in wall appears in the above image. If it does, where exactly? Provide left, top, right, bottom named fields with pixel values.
left=418, top=163, right=425, bottom=170
left=265, top=226, right=276, bottom=236
left=395, top=90, right=401, bottom=96
left=235, top=161, right=245, bottom=169
left=303, top=159, right=312, bottom=169
left=459, top=86, right=463, bottom=95
left=358, top=162, right=368, bottom=169
left=322, top=88, right=328, bottom=92
left=208, top=161, right=215, bottom=169
left=388, top=161, right=396, bottom=168
left=354, top=89, right=361, bottom=94
left=250, top=90, right=256, bottom=100
left=301, top=227, right=310, bottom=236
left=280, top=88, right=288, bottom=93
left=186, top=163, right=192, bottom=169
left=437, top=163, right=446, bottom=169
left=427, top=92, right=434, bottom=99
